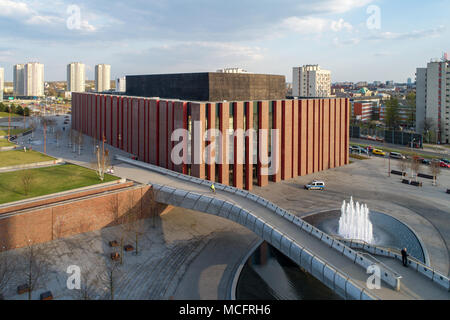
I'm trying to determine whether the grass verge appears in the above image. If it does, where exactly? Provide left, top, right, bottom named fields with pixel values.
left=0, top=149, right=55, bottom=168
left=0, top=164, right=119, bottom=204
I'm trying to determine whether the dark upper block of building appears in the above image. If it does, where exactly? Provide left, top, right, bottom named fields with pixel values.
left=126, top=72, right=286, bottom=101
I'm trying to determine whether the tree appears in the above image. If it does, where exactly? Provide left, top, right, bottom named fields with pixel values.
left=397, top=157, right=408, bottom=176
left=99, top=258, right=121, bottom=300
left=77, top=131, right=84, bottom=155
left=54, top=129, right=63, bottom=148
left=0, top=246, right=16, bottom=298
left=21, top=170, right=34, bottom=196
left=70, top=265, right=100, bottom=300
left=15, top=106, right=24, bottom=116
left=91, top=142, right=110, bottom=182
left=430, top=161, right=441, bottom=186
left=410, top=155, right=421, bottom=181
left=124, top=192, right=145, bottom=256
left=23, top=107, right=31, bottom=117
left=406, top=92, right=416, bottom=127
left=384, top=97, right=400, bottom=129
left=422, top=118, right=436, bottom=143
left=20, top=241, right=49, bottom=300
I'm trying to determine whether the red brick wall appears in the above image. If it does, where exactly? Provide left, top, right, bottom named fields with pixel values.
left=72, top=94, right=350, bottom=189
left=0, top=185, right=170, bottom=250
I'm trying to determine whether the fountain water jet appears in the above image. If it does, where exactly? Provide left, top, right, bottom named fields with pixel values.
left=338, top=197, right=373, bottom=243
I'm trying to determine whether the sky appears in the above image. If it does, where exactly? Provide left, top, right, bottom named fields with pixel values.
left=0, top=0, right=448, bottom=83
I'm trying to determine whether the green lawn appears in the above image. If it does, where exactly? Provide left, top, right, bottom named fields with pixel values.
left=0, top=112, right=24, bottom=118
left=0, top=164, right=119, bottom=204
left=0, top=127, right=30, bottom=136
left=0, top=139, right=14, bottom=148
left=0, top=150, right=55, bottom=168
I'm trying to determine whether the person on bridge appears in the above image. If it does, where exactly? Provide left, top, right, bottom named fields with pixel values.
left=210, top=184, right=216, bottom=194
left=401, top=248, right=409, bottom=267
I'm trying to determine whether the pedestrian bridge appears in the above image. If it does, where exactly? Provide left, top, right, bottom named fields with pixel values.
left=116, top=155, right=450, bottom=300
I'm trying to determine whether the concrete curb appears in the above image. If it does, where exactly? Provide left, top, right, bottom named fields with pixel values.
left=0, top=158, right=64, bottom=172
left=230, top=239, right=264, bottom=300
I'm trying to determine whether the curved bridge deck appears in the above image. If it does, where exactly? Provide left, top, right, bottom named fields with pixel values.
left=114, top=156, right=449, bottom=300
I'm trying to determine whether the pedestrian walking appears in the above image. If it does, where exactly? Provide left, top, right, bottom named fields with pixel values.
left=401, top=248, right=409, bottom=267
left=210, top=184, right=216, bottom=194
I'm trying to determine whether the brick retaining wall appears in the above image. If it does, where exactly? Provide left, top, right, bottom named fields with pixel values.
left=0, top=183, right=171, bottom=250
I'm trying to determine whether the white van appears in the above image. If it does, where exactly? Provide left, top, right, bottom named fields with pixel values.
left=304, top=180, right=325, bottom=190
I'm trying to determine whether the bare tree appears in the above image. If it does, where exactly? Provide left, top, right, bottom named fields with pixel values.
left=29, top=119, right=37, bottom=139
left=410, top=155, right=422, bottom=181
left=430, top=160, right=441, bottom=186
left=77, top=131, right=84, bottom=155
left=124, top=192, right=145, bottom=256
left=91, top=135, right=99, bottom=154
left=54, top=129, right=63, bottom=148
left=19, top=241, right=49, bottom=300
left=397, top=158, right=408, bottom=176
left=0, top=246, right=16, bottom=298
left=70, top=129, right=77, bottom=153
left=92, top=143, right=111, bottom=182
left=71, top=266, right=101, bottom=300
left=99, top=259, right=121, bottom=300
left=21, top=170, right=34, bottom=196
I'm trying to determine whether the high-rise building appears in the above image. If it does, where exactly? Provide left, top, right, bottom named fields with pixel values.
left=95, top=64, right=111, bottom=92
left=24, top=63, right=44, bottom=97
left=0, top=67, right=4, bottom=102
left=292, top=65, right=331, bottom=97
left=67, top=62, right=85, bottom=92
left=13, top=64, right=25, bottom=96
left=115, top=77, right=126, bottom=92
left=14, top=63, right=44, bottom=97
left=416, top=56, right=450, bottom=144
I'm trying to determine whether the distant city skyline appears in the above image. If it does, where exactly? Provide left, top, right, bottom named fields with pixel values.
left=0, top=0, right=448, bottom=83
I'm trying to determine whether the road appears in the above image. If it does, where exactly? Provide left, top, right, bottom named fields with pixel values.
left=351, top=138, right=449, bottom=158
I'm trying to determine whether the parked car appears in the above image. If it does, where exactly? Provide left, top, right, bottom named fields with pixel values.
left=351, top=145, right=369, bottom=155
left=372, top=149, right=386, bottom=156
left=439, top=161, right=450, bottom=168
left=422, top=159, right=431, bottom=165
left=304, top=180, right=325, bottom=191
left=440, top=158, right=450, bottom=165
left=389, top=152, right=406, bottom=160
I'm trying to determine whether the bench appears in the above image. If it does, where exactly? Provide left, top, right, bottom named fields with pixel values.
left=109, top=240, right=119, bottom=247
left=40, top=291, right=53, bottom=300
left=17, top=284, right=30, bottom=295
left=124, top=245, right=134, bottom=252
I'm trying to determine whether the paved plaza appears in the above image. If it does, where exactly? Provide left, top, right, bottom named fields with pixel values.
left=3, top=114, right=448, bottom=299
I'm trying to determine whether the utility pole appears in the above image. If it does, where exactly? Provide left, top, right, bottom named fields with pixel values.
left=8, top=106, right=11, bottom=141
left=43, top=120, right=47, bottom=154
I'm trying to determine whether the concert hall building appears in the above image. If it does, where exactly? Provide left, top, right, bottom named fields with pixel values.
left=71, top=93, right=349, bottom=190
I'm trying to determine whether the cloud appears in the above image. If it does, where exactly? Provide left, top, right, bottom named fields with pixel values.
left=331, top=18, right=353, bottom=32
left=367, top=26, right=445, bottom=40
left=281, top=16, right=353, bottom=35
left=332, top=37, right=360, bottom=47
left=0, top=0, right=32, bottom=16
left=297, top=0, right=375, bottom=15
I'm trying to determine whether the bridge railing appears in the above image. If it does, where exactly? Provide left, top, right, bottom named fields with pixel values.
left=148, top=181, right=381, bottom=300
left=115, top=156, right=415, bottom=294
left=334, top=237, right=450, bottom=292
